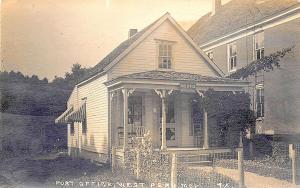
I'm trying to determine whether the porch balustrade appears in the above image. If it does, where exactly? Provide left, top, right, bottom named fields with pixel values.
left=117, top=125, right=146, bottom=146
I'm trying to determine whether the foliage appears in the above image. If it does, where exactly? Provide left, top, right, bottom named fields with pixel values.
left=251, top=134, right=273, bottom=156
left=51, top=63, right=91, bottom=89
left=193, top=89, right=256, bottom=147
left=126, top=131, right=171, bottom=184
left=0, top=71, right=49, bottom=84
left=0, top=63, right=91, bottom=116
left=229, top=47, right=293, bottom=79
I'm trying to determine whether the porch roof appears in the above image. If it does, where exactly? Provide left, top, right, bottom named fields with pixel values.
left=118, top=70, right=245, bottom=82
left=105, top=70, right=250, bottom=91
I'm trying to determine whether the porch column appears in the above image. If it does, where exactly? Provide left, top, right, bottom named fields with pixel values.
left=154, top=89, right=173, bottom=151
left=161, top=92, right=167, bottom=150
left=203, top=109, right=209, bottom=149
left=197, top=90, right=209, bottom=149
left=122, top=89, right=129, bottom=150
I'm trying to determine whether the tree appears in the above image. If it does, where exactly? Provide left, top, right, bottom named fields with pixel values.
left=30, top=75, right=40, bottom=84
left=193, top=89, right=256, bottom=147
left=42, top=77, right=48, bottom=84
left=229, top=47, right=293, bottom=79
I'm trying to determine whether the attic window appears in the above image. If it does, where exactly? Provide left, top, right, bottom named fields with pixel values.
left=158, top=41, right=173, bottom=69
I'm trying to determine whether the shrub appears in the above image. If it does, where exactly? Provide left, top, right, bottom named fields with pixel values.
left=126, top=131, right=171, bottom=184
left=252, top=135, right=273, bottom=157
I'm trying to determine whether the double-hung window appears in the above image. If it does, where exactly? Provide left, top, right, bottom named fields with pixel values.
left=254, top=32, right=264, bottom=60
left=158, top=41, right=173, bottom=69
left=256, top=84, right=264, bottom=118
left=228, top=42, right=237, bottom=72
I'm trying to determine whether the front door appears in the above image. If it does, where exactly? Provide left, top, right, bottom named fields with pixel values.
left=159, top=96, right=177, bottom=147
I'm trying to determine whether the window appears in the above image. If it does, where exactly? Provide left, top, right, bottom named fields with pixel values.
left=82, top=119, right=87, bottom=134
left=254, top=32, right=264, bottom=60
left=158, top=42, right=173, bottom=69
left=228, top=42, right=237, bottom=72
left=190, top=99, right=203, bottom=136
left=81, top=98, right=87, bottom=134
left=207, top=51, right=214, bottom=61
left=256, top=84, right=264, bottom=118
left=70, top=123, right=75, bottom=136
left=128, top=96, right=143, bottom=126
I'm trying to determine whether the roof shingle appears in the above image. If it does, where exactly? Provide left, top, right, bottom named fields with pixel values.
left=188, top=0, right=299, bottom=45
left=116, top=70, right=245, bottom=83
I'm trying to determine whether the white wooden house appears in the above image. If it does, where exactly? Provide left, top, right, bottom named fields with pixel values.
left=55, top=13, right=249, bottom=163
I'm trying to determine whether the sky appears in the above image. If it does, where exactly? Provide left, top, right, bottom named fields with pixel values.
left=1, top=0, right=227, bottom=80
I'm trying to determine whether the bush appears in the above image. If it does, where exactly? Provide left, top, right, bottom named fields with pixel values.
left=252, top=135, right=273, bottom=157
left=126, top=131, right=171, bottom=184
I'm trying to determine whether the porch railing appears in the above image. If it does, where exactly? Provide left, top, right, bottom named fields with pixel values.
left=117, top=125, right=146, bottom=145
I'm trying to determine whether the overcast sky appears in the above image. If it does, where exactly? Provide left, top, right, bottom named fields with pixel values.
left=2, top=0, right=227, bottom=80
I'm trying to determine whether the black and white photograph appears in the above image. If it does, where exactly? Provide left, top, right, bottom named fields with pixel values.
left=1, top=0, right=300, bottom=187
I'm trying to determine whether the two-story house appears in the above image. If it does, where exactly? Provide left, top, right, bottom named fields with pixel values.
left=55, top=13, right=249, bottom=163
left=188, top=0, right=300, bottom=139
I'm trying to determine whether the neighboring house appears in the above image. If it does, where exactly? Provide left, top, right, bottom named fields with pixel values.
left=188, top=0, right=300, bottom=138
left=55, top=13, right=249, bottom=163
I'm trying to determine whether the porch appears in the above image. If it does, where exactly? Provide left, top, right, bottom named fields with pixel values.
left=106, top=70, right=249, bottom=152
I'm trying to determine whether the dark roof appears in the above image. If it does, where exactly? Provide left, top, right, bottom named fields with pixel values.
left=115, top=70, right=246, bottom=83
left=188, top=0, right=299, bottom=45
left=87, top=14, right=167, bottom=77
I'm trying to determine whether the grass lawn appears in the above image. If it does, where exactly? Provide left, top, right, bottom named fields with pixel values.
left=0, top=153, right=137, bottom=188
left=214, top=156, right=293, bottom=181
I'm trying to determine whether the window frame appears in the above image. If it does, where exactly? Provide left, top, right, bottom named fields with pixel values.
left=227, top=42, right=237, bottom=73
left=81, top=98, right=87, bottom=135
left=256, top=84, right=264, bottom=118
left=70, top=123, right=75, bottom=136
left=157, top=40, right=175, bottom=70
left=254, top=31, right=265, bottom=60
left=128, top=96, right=143, bottom=126
left=82, top=119, right=87, bottom=135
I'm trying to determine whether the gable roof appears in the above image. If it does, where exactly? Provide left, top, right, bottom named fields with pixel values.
left=188, top=0, right=300, bottom=46
left=82, top=12, right=224, bottom=83
left=88, top=13, right=164, bottom=77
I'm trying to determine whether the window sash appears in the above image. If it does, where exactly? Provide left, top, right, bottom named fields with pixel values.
left=254, top=32, right=264, bottom=60
left=159, top=43, right=172, bottom=69
left=256, top=88, right=264, bottom=117
left=228, top=43, right=237, bottom=71
left=255, top=48, right=264, bottom=60
left=128, top=96, right=143, bottom=125
left=82, top=119, right=87, bottom=134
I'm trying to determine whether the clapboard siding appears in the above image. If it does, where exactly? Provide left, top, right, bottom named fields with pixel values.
left=67, top=75, right=109, bottom=155
left=108, top=20, right=218, bottom=80
left=67, top=87, right=78, bottom=109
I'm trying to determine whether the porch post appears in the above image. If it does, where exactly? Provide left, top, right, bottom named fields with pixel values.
left=197, top=90, right=209, bottom=149
left=203, top=109, right=209, bottom=149
left=122, top=88, right=129, bottom=151
left=154, top=89, right=173, bottom=151
left=161, top=91, right=167, bottom=150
